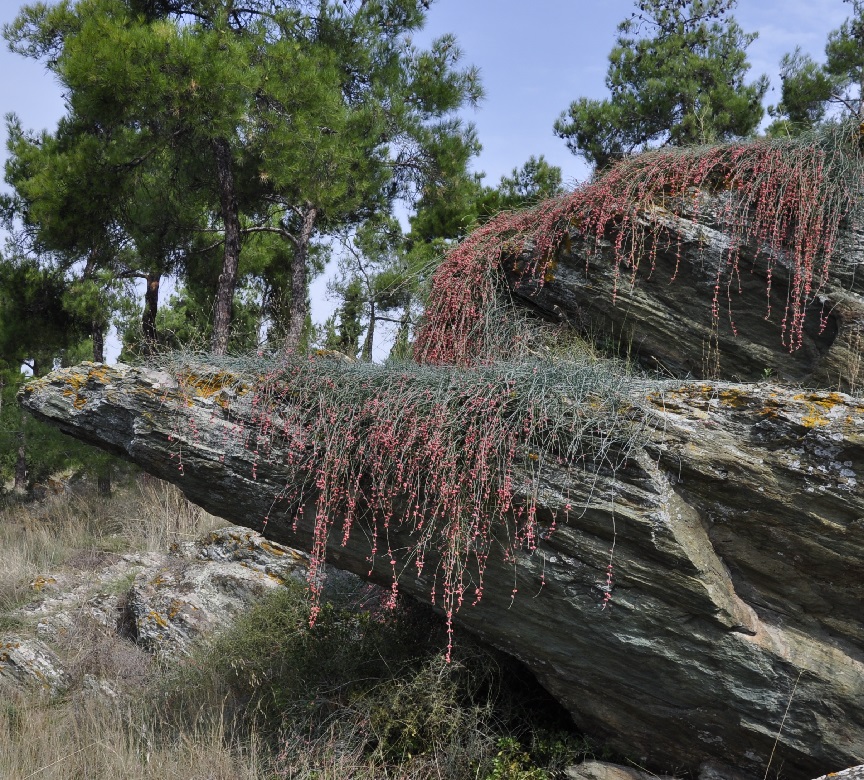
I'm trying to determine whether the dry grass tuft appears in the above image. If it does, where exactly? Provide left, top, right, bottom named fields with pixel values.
left=0, top=476, right=587, bottom=780
left=0, top=687, right=264, bottom=780
left=0, top=476, right=224, bottom=615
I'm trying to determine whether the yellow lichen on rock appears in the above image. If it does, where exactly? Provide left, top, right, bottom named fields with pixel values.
left=30, top=576, right=56, bottom=592
left=147, top=610, right=168, bottom=628
left=178, top=370, right=239, bottom=399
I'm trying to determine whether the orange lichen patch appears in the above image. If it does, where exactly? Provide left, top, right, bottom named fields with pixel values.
left=792, top=391, right=846, bottom=409
left=167, top=599, right=184, bottom=620
left=62, top=371, right=87, bottom=391
left=147, top=610, right=168, bottom=628
left=800, top=406, right=830, bottom=428
left=645, top=392, right=682, bottom=412
left=57, top=365, right=119, bottom=409
left=61, top=386, right=88, bottom=409
left=179, top=370, right=239, bottom=399
left=759, top=398, right=783, bottom=418
left=716, top=388, right=752, bottom=409
left=30, top=576, right=56, bottom=592
left=260, top=540, right=286, bottom=557
left=792, top=391, right=848, bottom=428
left=645, top=386, right=712, bottom=412
left=0, top=642, right=21, bottom=663
left=83, top=364, right=114, bottom=385
left=139, top=385, right=160, bottom=397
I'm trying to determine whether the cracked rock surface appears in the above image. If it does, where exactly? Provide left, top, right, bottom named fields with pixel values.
left=505, top=197, right=864, bottom=390
left=18, top=361, right=864, bottom=778
left=0, top=521, right=307, bottom=689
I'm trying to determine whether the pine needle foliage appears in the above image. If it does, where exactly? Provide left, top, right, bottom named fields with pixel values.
left=415, top=123, right=864, bottom=366
left=163, top=351, right=648, bottom=654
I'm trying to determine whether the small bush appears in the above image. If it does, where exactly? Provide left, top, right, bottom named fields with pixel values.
left=155, top=583, right=588, bottom=779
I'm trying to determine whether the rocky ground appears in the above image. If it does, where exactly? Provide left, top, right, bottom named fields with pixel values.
left=1, top=522, right=309, bottom=693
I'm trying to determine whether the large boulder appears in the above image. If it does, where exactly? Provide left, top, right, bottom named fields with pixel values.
left=506, top=198, right=864, bottom=389
left=19, top=361, right=864, bottom=779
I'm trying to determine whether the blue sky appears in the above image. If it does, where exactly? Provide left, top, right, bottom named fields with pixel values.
left=0, top=0, right=852, bottom=359
left=414, top=0, right=848, bottom=185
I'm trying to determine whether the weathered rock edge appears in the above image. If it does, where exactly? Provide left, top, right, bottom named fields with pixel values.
left=19, top=361, right=864, bottom=778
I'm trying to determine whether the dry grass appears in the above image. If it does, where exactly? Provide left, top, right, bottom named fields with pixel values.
left=0, top=687, right=265, bottom=780
left=0, top=477, right=261, bottom=780
left=0, top=476, right=224, bottom=615
left=0, top=476, right=585, bottom=780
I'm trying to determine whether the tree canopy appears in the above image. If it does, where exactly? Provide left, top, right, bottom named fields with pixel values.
left=553, top=0, right=768, bottom=169
left=3, top=0, right=483, bottom=354
left=768, top=0, right=864, bottom=135
left=324, top=155, right=564, bottom=362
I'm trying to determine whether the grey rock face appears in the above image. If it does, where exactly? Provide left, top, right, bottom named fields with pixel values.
left=0, top=637, right=68, bottom=692
left=1, top=520, right=308, bottom=685
left=505, top=197, right=864, bottom=389
left=126, top=526, right=307, bottom=656
left=565, top=760, right=678, bottom=780
left=18, top=362, right=864, bottom=778
left=812, top=765, right=864, bottom=780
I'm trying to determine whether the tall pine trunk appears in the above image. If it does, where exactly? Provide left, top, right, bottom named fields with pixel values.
left=284, top=204, right=318, bottom=352
left=142, top=272, right=161, bottom=350
left=211, top=137, right=242, bottom=356
left=361, top=299, right=376, bottom=362
left=92, top=321, right=105, bottom=363
left=83, top=250, right=107, bottom=364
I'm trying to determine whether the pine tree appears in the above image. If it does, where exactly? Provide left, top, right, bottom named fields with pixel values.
left=553, top=0, right=767, bottom=169
left=328, top=156, right=564, bottom=362
left=0, top=251, right=110, bottom=492
left=4, top=0, right=482, bottom=355
left=768, top=1, right=864, bottom=135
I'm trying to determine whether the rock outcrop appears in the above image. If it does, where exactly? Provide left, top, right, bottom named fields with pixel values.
left=19, top=361, right=864, bottom=778
left=0, top=637, right=69, bottom=693
left=123, top=526, right=309, bottom=656
left=0, top=523, right=308, bottom=689
left=506, top=197, right=864, bottom=390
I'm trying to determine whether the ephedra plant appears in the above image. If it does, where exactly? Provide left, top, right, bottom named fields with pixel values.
left=165, top=127, right=864, bottom=647
left=415, top=122, right=864, bottom=366
left=166, top=353, right=648, bottom=656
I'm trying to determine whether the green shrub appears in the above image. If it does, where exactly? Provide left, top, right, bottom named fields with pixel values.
left=154, top=583, right=589, bottom=779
